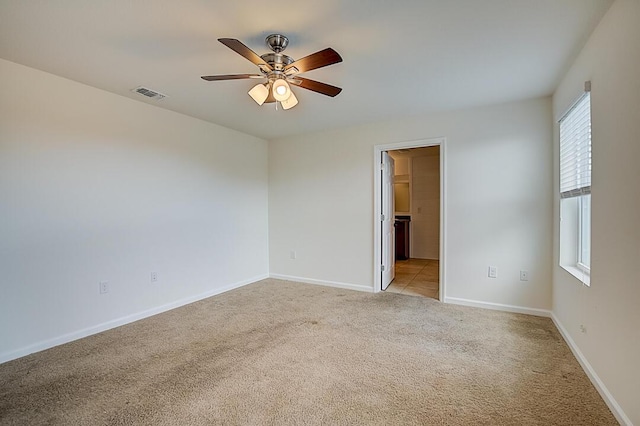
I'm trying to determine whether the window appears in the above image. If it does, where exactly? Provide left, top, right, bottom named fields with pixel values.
left=559, top=84, right=591, bottom=285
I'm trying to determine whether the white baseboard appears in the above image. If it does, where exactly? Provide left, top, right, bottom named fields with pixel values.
left=442, top=298, right=630, bottom=424
left=444, top=298, right=630, bottom=423
left=551, top=313, right=632, bottom=426
left=3, top=276, right=629, bottom=425
left=269, top=274, right=374, bottom=293
left=0, top=274, right=268, bottom=364
left=444, top=296, right=551, bottom=317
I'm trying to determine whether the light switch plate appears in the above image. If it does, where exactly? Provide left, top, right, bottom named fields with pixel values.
left=488, top=266, right=497, bottom=278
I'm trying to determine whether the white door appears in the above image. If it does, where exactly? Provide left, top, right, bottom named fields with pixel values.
left=381, top=151, right=395, bottom=290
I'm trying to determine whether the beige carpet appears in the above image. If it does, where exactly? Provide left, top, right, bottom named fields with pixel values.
left=0, top=279, right=617, bottom=425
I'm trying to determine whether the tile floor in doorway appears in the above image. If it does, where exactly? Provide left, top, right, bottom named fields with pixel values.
left=386, top=259, right=439, bottom=300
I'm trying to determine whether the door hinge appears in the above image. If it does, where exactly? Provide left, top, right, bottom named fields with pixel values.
left=380, top=162, right=385, bottom=171
left=380, top=214, right=385, bottom=221
left=381, top=264, right=385, bottom=272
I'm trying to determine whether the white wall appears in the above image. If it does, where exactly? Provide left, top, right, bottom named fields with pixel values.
left=0, top=59, right=269, bottom=362
left=269, top=97, right=553, bottom=310
left=552, top=0, right=640, bottom=423
left=411, top=149, right=440, bottom=260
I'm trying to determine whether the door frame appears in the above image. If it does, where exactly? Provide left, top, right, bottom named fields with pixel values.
left=373, top=137, right=447, bottom=300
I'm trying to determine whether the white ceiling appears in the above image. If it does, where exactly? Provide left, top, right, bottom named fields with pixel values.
left=0, top=0, right=612, bottom=140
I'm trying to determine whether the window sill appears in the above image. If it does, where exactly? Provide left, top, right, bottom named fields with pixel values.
left=560, top=264, right=591, bottom=286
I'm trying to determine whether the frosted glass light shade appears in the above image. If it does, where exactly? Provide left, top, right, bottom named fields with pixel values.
left=248, top=83, right=269, bottom=105
left=280, top=91, right=298, bottom=110
left=272, top=79, right=291, bottom=101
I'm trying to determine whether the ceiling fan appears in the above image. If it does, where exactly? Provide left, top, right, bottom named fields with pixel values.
left=201, top=34, right=343, bottom=110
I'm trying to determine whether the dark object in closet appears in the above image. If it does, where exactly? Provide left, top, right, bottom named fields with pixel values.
left=395, top=216, right=411, bottom=260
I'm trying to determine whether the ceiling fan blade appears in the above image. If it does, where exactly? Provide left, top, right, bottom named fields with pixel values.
left=284, top=48, right=342, bottom=74
left=201, top=74, right=264, bottom=81
left=218, top=38, right=273, bottom=72
left=289, top=77, right=342, bottom=97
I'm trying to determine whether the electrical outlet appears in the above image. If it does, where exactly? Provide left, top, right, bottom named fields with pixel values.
left=488, top=266, right=497, bottom=278
left=520, top=270, right=529, bottom=281
left=580, top=324, right=587, bottom=334
left=99, top=281, right=109, bottom=294
left=151, top=271, right=158, bottom=283
left=290, top=250, right=296, bottom=260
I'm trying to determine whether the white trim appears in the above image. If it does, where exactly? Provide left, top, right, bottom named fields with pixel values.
left=373, top=137, right=447, bottom=301
left=270, top=274, right=373, bottom=293
left=551, top=313, right=632, bottom=426
left=439, top=141, right=447, bottom=301
left=0, top=274, right=269, bottom=364
left=444, top=297, right=551, bottom=318
left=560, top=263, right=591, bottom=286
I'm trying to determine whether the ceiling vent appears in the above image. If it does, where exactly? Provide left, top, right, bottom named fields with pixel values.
left=131, top=86, right=167, bottom=100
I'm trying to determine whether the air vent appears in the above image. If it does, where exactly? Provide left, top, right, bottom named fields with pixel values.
left=131, top=86, right=167, bottom=100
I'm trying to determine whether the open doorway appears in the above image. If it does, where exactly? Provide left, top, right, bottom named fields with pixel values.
left=373, top=138, right=445, bottom=301
left=387, top=146, right=440, bottom=299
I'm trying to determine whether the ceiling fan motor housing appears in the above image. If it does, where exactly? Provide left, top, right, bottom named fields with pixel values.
left=265, top=34, right=289, bottom=53
left=262, top=34, right=296, bottom=79
left=261, top=54, right=295, bottom=85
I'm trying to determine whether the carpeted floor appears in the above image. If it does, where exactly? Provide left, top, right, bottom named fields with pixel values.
left=0, top=279, right=617, bottom=425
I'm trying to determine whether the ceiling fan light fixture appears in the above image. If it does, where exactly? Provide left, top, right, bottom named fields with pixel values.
left=248, top=83, right=269, bottom=105
left=202, top=35, right=343, bottom=110
left=280, top=91, right=298, bottom=110
left=272, top=79, right=291, bottom=101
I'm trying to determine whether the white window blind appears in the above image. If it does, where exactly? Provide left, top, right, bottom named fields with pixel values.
left=559, top=91, right=591, bottom=198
